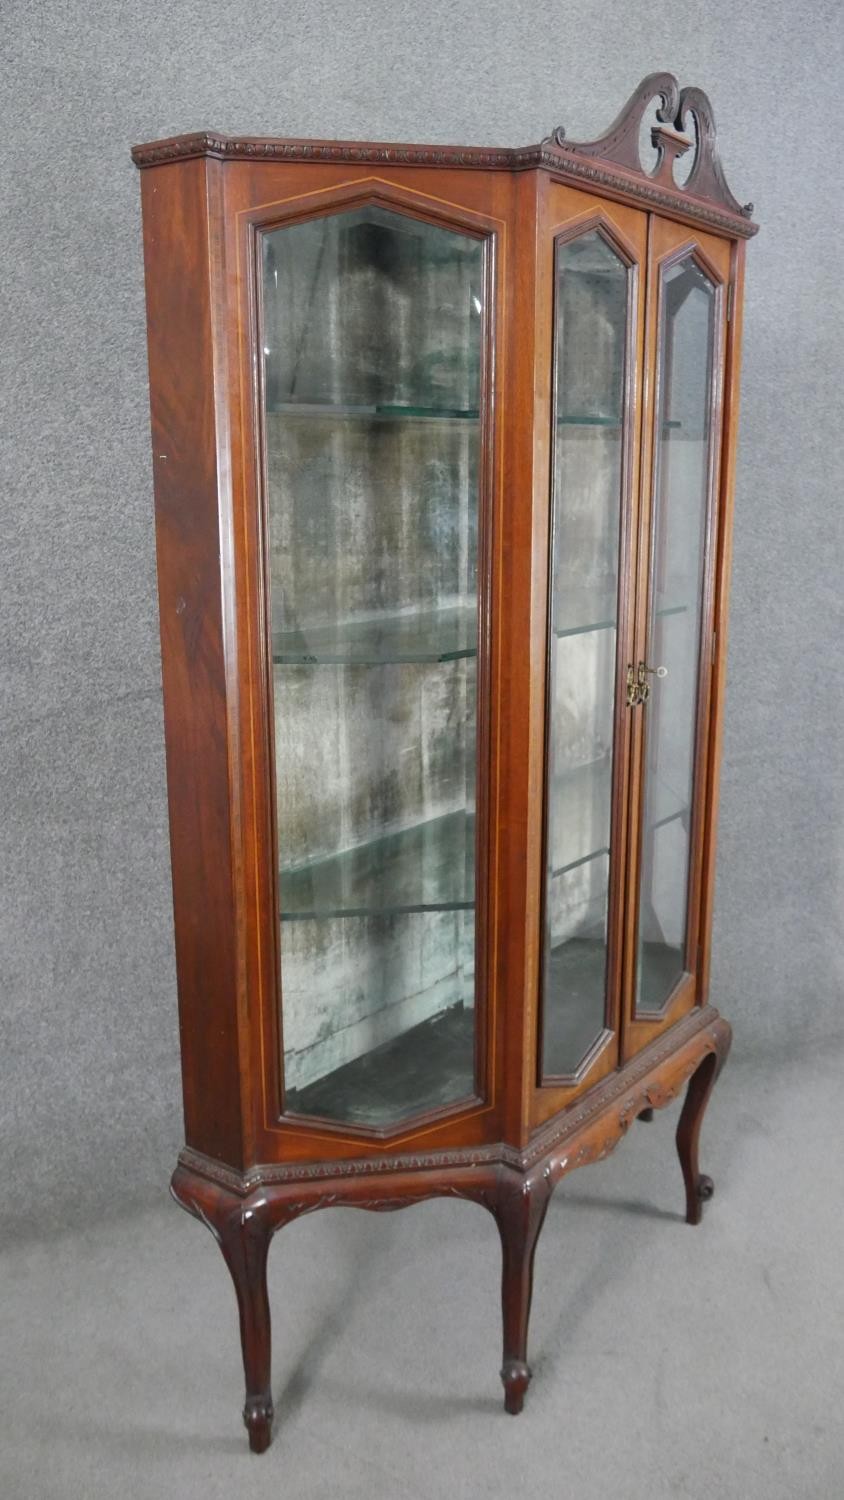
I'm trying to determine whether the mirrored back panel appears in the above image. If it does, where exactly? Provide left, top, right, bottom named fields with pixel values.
left=260, top=204, right=487, bottom=1130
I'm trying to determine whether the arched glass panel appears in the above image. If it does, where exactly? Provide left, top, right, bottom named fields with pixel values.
left=261, top=205, right=485, bottom=1128
left=635, top=255, right=718, bottom=1013
left=541, top=229, right=631, bottom=1077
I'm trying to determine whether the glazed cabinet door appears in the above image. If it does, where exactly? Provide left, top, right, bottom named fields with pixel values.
left=623, top=217, right=730, bottom=1056
left=254, top=185, right=498, bottom=1137
left=533, top=185, right=647, bottom=1125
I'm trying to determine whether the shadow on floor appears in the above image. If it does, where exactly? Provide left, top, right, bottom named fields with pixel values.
left=555, top=1188, right=681, bottom=1223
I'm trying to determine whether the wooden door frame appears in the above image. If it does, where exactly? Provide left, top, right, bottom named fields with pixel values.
left=221, top=160, right=523, bottom=1164
left=529, top=179, right=648, bottom=1131
left=621, top=216, right=733, bottom=1060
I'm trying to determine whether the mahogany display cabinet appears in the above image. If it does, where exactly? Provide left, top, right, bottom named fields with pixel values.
left=133, top=73, right=756, bottom=1453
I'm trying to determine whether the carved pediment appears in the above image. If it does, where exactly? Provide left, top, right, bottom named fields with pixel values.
left=544, top=71, right=753, bottom=219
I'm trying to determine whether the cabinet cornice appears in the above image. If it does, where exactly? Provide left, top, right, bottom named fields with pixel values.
left=131, top=75, right=758, bottom=239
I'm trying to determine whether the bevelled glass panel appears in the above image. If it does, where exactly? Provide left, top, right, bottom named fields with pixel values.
left=636, top=256, right=717, bottom=1013
left=261, top=206, right=484, bottom=1128
left=541, top=231, right=630, bottom=1077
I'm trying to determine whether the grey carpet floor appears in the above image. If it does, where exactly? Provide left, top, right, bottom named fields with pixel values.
left=2, top=1043, right=842, bottom=1500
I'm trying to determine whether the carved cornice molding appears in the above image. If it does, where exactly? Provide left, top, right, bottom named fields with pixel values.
left=131, top=133, right=521, bottom=172
left=131, top=77, right=757, bottom=239
left=533, top=146, right=754, bottom=238
left=179, top=1006, right=727, bottom=1198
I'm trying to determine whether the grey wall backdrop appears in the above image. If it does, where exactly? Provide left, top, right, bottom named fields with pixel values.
left=2, top=0, right=842, bottom=1240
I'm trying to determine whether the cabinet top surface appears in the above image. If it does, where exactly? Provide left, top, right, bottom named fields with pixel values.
left=131, top=72, right=758, bottom=240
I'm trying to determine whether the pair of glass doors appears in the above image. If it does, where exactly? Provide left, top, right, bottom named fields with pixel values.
left=259, top=183, right=727, bottom=1134
left=540, top=190, right=727, bottom=1107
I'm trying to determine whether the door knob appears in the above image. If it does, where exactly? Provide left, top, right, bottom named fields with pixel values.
left=636, top=661, right=668, bottom=703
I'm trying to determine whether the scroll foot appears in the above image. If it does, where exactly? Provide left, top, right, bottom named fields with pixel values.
left=244, top=1395, right=274, bottom=1454
left=501, top=1359, right=531, bottom=1414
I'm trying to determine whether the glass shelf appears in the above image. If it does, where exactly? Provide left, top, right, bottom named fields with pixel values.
left=285, top=1004, right=475, bottom=1127
left=662, top=422, right=707, bottom=439
left=268, top=400, right=479, bottom=422
left=272, top=606, right=478, bottom=666
left=553, top=591, right=688, bottom=639
left=280, top=808, right=475, bottom=921
left=273, top=589, right=689, bottom=661
left=550, top=756, right=687, bottom=880
left=557, top=413, right=622, bottom=428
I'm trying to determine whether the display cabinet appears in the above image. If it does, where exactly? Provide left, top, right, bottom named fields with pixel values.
left=133, top=72, right=756, bottom=1453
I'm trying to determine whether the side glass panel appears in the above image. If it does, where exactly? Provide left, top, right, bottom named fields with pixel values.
left=636, top=256, right=718, bottom=1013
left=541, top=230, right=631, bottom=1078
left=261, top=206, right=485, bottom=1128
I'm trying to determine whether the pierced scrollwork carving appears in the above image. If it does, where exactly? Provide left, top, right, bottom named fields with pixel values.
left=544, top=72, right=753, bottom=218
left=675, top=85, right=753, bottom=216
left=543, top=71, right=680, bottom=168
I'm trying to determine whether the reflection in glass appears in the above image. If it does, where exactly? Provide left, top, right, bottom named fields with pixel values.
left=262, top=207, right=484, bottom=1127
left=636, top=257, right=718, bottom=1012
left=542, top=231, right=630, bottom=1076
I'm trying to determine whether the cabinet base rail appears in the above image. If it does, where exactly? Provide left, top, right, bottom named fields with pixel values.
left=171, top=1005, right=731, bottom=1453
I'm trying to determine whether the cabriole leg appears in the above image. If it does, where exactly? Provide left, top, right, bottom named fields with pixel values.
left=676, top=1043, right=728, bottom=1226
left=171, top=1168, right=278, bottom=1454
left=218, top=1208, right=275, bottom=1452
left=494, top=1174, right=552, bottom=1414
